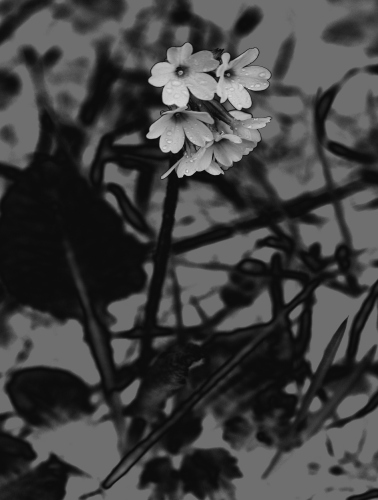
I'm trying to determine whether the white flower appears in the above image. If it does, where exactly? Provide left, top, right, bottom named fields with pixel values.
left=216, top=48, right=271, bottom=109
left=146, top=106, right=214, bottom=153
left=161, top=146, right=210, bottom=179
left=148, top=42, right=219, bottom=107
left=229, top=110, right=271, bottom=142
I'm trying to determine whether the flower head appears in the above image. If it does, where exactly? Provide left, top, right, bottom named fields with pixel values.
left=216, top=48, right=271, bottom=109
left=148, top=43, right=219, bottom=107
left=229, top=110, right=271, bottom=141
left=146, top=106, right=214, bottom=153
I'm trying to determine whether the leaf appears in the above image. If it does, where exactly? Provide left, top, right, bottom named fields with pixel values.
left=5, top=366, right=94, bottom=426
left=139, top=457, right=182, bottom=500
left=314, top=84, right=341, bottom=141
left=162, top=411, right=203, bottom=455
left=0, top=159, right=148, bottom=319
left=180, top=448, right=242, bottom=500
left=0, top=454, right=86, bottom=500
left=327, top=140, right=376, bottom=164
left=232, top=6, right=263, bottom=37
left=222, top=415, right=255, bottom=451
left=131, top=343, right=203, bottom=422
left=0, top=69, right=22, bottom=110
left=293, top=317, right=348, bottom=428
left=322, top=17, right=365, bottom=46
left=346, top=280, right=378, bottom=364
left=0, top=432, right=37, bottom=477
left=272, top=34, right=296, bottom=80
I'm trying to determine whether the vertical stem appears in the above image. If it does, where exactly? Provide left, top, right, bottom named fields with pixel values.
left=141, top=168, right=180, bottom=360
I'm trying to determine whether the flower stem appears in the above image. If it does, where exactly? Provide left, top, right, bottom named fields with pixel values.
left=141, top=161, right=180, bottom=360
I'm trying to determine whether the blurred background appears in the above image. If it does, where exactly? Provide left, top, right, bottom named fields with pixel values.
left=1, top=0, right=378, bottom=499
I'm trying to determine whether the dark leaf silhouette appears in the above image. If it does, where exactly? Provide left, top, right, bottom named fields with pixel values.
left=0, top=431, right=37, bottom=477
left=0, top=453, right=86, bottom=500
left=139, top=456, right=181, bottom=500
left=131, top=342, right=203, bottom=422
left=5, top=366, right=94, bottom=426
left=327, top=387, right=378, bottom=429
left=162, top=411, right=203, bottom=454
left=0, top=159, right=148, bottom=319
left=322, top=17, right=365, bottom=46
left=314, top=84, right=341, bottom=141
left=42, top=46, right=63, bottom=68
left=232, top=6, right=263, bottom=37
left=0, top=69, right=22, bottom=110
left=180, top=448, right=243, bottom=500
left=345, top=490, right=378, bottom=500
left=272, top=34, right=296, bottom=80
left=327, top=140, right=376, bottom=164
left=222, top=415, right=255, bottom=450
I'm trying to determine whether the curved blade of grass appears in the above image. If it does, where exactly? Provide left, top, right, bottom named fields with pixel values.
left=293, top=317, right=348, bottom=429
left=304, top=345, right=376, bottom=440
left=327, top=387, right=378, bottom=429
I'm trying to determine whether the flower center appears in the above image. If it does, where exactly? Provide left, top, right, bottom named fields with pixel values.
left=225, top=71, right=232, bottom=78
left=176, top=66, right=187, bottom=77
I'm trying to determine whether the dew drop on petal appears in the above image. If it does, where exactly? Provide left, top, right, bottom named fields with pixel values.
left=185, top=169, right=190, bottom=173
left=167, top=140, right=172, bottom=144
left=162, top=146, right=168, bottom=150
left=167, top=131, right=172, bottom=136
left=189, top=159, right=194, bottom=163
left=254, top=84, right=261, bottom=88
left=229, top=88, right=235, bottom=92
left=259, top=72, right=266, bottom=77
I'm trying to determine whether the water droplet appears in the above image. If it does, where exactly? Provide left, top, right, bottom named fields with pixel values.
left=259, top=72, right=266, bottom=77
left=167, top=131, right=172, bottom=136
left=174, top=94, right=179, bottom=98
left=162, top=146, right=168, bottom=150
left=185, top=169, right=190, bottom=173
left=229, top=88, right=235, bottom=92
left=254, top=84, right=261, bottom=88
left=172, top=80, right=181, bottom=86
left=166, top=88, right=172, bottom=93
left=167, top=140, right=172, bottom=144
left=189, top=159, right=194, bottom=163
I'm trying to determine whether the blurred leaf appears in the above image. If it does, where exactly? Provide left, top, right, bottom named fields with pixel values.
left=232, top=6, right=263, bottom=37
left=272, top=34, right=296, bottom=80
left=5, top=366, right=94, bottom=426
left=293, top=317, right=348, bottom=428
left=328, top=387, right=378, bottom=429
left=0, top=69, right=22, bottom=110
left=162, top=411, right=203, bottom=455
left=42, top=46, right=63, bottom=68
left=315, top=84, right=341, bottom=141
left=0, top=432, right=37, bottom=477
left=222, top=415, right=254, bottom=450
left=0, top=454, right=86, bottom=500
left=139, top=456, right=181, bottom=500
left=298, top=213, right=327, bottom=226
left=327, top=140, right=376, bottom=164
left=169, top=0, right=192, bottom=25
left=131, top=343, right=203, bottom=422
left=180, top=448, right=243, bottom=500
left=346, top=280, right=378, bottom=364
left=322, top=17, right=365, bottom=46
left=0, top=159, right=148, bottom=319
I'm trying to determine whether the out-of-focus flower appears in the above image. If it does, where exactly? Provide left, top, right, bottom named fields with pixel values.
left=216, top=48, right=271, bottom=109
left=229, top=110, right=271, bottom=141
left=146, top=106, right=214, bottom=153
left=148, top=42, right=219, bottom=107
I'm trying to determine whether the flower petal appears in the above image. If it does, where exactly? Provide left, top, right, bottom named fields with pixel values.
left=237, top=65, right=271, bottom=79
left=186, top=73, right=217, bottom=101
left=146, top=114, right=171, bottom=139
left=195, top=146, right=213, bottom=171
left=227, top=85, right=252, bottom=110
left=149, top=62, right=175, bottom=87
left=216, top=75, right=228, bottom=103
left=229, top=110, right=252, bottom=120
left=214, top=141, right=244, bottom=165
left=206, top=162, right=224, bottom=175
left=183, top=110, right=214, bottom=125
left=160, top=121, right=185, bottom=153
left=167, top=43, right=193, bottom=66
left=235, top=75, right=270, bottom=91
left=230, top=48, right=259, bottom=71
left=187, top=50, right=219, bottom=72
left=162, top=80, right=190, bottom=106
left=241, top=117, right=271, bottom=129
left=182, top=116, right=213, bottom=146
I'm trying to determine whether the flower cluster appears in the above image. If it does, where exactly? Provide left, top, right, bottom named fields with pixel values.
left=147, top=42, right=271, bottom=179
